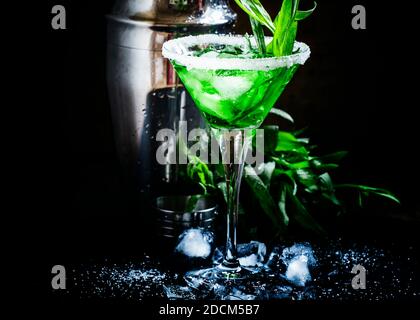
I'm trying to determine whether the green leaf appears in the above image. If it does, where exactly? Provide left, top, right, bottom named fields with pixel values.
left=335, top=184, right=400, bottom=204
left=185, top=195, right=202, bottom=212
left=250, top=17, right=266, bottom=55
left=297, top=137, right=309, bottom=144
left=233, top=0, right=275, bottom=33
left=271, top=0, right=298, bottom=56
left=293, top=127, right=308, bottom=137
left=270, top=0, right=317, bottom=56
left=276, top=131, right=308, bottom=153
left=287, top=186, right=326, bottom=235
left=319, top=172, right=334, bottom=192
left=213, top=163, right=225, bottom=179
left=279, top=21, right=298, bottom=56
left=295, top=168, right=317, bottom=188
left=187, top=156, right=214, bottom=188
left=358, top=192, right=363, bottom=207
left=198, top=182, right=207, bottom=194
left=235, top=0, right=316, bottom=57
left=273, top=156, right=312, bottom=170
left=217, top=182, right=228, bottom=204
left=277, top=131, right=304, bottom=144
left=258, top=125, right=279, bottom=153
left=269, top=108, right=295, bottom=123
left=244, top=165, right=287, bottom=229
left=317, top=172, right=341, bottom=205
left=321, top=191, right=341, bottom=207
left=278, top=184, right=290, bottom=226
left=295, top=1, right=317, bottom=21
left=258, top=161, right=276, bottom=188
left=318, top=151, right=349, bottom=164
left=311, top=161, right=339, bottom=171
left=273, top=168, right=298, bottom=195
left=288, top=160, right=311, bottom=170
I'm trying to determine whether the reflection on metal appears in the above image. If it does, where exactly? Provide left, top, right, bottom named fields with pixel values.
left=106, top=1, right=236, bottom=197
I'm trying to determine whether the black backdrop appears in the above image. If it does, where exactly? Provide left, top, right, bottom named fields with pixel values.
left=20, top=0, right=419, bottom=303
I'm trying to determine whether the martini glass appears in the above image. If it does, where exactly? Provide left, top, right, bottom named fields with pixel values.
left=162, top=34, right=310, bottom=284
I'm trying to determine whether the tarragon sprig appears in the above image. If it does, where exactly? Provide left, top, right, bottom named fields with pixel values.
left=234, top=0, right=317, bottom=56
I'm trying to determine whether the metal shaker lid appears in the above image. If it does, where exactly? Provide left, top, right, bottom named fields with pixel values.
left=108, top=0, right=236, bottom=28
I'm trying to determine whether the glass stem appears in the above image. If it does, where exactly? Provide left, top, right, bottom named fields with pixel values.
left=214, top=128, right=252, bottom=270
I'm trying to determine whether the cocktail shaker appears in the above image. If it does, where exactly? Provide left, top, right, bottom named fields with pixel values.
left=106, top=0, right=236, bottom=199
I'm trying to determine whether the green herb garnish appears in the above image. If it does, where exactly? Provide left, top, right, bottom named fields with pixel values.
left=185, top=110, right=400, bottom=237
left=234, top=0, right=317, bottom=56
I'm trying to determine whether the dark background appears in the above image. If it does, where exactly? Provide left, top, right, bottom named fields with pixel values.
left=21, top=0, right=419, bottom=302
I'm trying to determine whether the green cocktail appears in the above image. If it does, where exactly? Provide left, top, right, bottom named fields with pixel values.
left=174, top=63, right=298, bottom=129
left=166, top=35, right=309, bottom=129
left=162, top=34, right=310, bottom=279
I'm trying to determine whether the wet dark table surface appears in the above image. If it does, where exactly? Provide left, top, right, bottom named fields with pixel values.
left=51, top=240, right=419, bottom=302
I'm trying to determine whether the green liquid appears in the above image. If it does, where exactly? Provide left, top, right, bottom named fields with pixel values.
left=173, top=62, right=299, bottom=129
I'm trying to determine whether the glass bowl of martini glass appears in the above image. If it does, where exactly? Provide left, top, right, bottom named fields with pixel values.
left=162, top=34, right=310, bottom=287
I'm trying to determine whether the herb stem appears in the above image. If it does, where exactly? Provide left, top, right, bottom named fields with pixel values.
left=250, top=17, right=266, bottom=56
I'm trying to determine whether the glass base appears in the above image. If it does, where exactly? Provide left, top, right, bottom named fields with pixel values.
left=183, top=264, right=271, bottom=300
left=184, top=263, right=260, bottom=291
left=216, top=264, right=250, bottom=280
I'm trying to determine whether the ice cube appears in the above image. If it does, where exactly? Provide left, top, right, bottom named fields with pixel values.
left=211, top=76, right=254, bottom=100
left=281, top=243, right=317, bottom=287
left=281, top=243, right=317, bottom=266
left=285, top=255, right=311, bottom=287
left=237, top=241, right=267, bottom=267
left=175, top=228, right=214, bottom=258
left=264, top=246, right=283, bottom=271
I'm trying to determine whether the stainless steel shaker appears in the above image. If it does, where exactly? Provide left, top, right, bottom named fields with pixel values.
left=106, top=0, right=236, bottom=199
